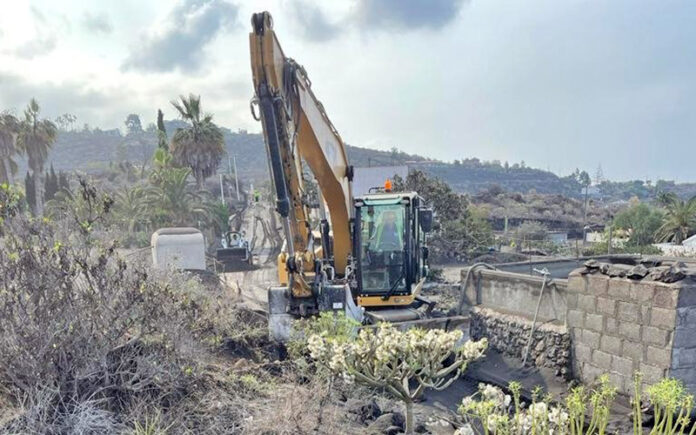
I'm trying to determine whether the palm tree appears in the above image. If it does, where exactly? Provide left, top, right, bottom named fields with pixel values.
left=144, top=165, right=212, bottom=227
left=16, top=99, right=57, bottom=214
left=113, top=186, right=148, bottom=233
left=0, top=111, right=20, bottom=185
left=170, top=94, right=224, bottom=188
left=656, top=194, right=696, bottom=244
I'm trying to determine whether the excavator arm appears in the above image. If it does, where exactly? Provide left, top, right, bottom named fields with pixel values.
left=250, top=12, right=353, bottom=298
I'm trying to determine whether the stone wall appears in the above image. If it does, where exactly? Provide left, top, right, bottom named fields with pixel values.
left=567, top=270, right=696, bottom=394
left=470, top=306, right=571, bottom=378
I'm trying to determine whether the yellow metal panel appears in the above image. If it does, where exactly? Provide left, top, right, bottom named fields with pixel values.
left=357, top=294, right=415, bottom=307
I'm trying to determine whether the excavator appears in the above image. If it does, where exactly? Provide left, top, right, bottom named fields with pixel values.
left=250, top=12, right=458, bottom=340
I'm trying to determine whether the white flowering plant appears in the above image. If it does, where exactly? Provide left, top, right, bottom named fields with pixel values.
left=459, top=382, right=568, bottom=435
left=458, top=376, right=618, bottom=435
left=307, top=322, right=487, bottom=434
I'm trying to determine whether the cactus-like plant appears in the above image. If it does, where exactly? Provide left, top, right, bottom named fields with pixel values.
left=308, top=323, right=487, bottom=434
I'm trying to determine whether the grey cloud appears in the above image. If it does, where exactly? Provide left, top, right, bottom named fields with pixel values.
left=123, top=0, right=239, bottom=73
left=290, top=1, right=341, bottom=42
left=0, top=73, right=111, bottom=117
left=356, top=0, right=466, bottom=31
left=291, top=0, right=465, bottom=41
left=29, top=5, right=47, bottom=24
left=7, top=5, right=61, bottom=59
left=82, top=12, right=113, bottom=35
left=12, top=37, right=57, bottom=59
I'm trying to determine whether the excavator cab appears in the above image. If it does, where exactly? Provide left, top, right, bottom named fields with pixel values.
left=352, top=192, right=433, bottom=312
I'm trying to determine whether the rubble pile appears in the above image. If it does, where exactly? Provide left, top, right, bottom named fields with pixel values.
left=581, top=258, right=695, bottom=283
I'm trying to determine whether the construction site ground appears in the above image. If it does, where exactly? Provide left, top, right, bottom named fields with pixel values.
left=217, top=206, right=637, bottom=432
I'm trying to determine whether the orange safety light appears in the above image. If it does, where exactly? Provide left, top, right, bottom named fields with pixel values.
left=384, top=179, right=392, bottom=191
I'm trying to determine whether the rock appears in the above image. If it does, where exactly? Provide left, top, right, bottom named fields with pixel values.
left=627, top=264, right=649, bottom=280
left=607, top=264, right=630, bottom=277
left=368, top=413, right=405, bottom=434
left=662, top=263, right=687, bottom=283
left=346, top=398, right=382, bottom=423
left=425, top=417, right=456, bottom=435
left=584, top=259, right=600, bottom=270
left=641, top=258, right=662, bottom=268
left=534, top=339, right=545, bottom=352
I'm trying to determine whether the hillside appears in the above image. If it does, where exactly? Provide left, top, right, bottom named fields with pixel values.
left=20, top=126, right=696, bottom=199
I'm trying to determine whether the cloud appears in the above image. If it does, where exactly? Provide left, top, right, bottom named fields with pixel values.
left=8, top=5, right=60, bottom=59
left=0, top=72, right=112, bottom=121
left=122, top=0, right=239, bottom=73
left=289, top=1, right=341, bottom=42
left=82, top=12, right=113, bottom=35
left=12, top=37, right=57, bottom=59
left=356, top=0, right=466, bottom=31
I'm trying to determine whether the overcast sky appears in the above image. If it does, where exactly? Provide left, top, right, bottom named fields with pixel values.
left=0, top=0, right=694, bottom=181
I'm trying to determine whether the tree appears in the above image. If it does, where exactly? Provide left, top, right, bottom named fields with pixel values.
left=24, top=171, right=36, bottom=214
left=156, top=109, right=168, bottom=151
left=613, top=201, right=662, bottom=247
left=54, top=113, right=77, bottom=131
left=655, top=193, right=696, bottom=244
left=124, top=114, right=143, bottom=135
left=144, top=164, right=213, bottom=227
left=43, top=164, right=59, bottom=202
left=393, top=170, right=467, bottom=221
left=112, top=186, right=147, bottom=233
left=308, top=321, right=487, bottom=434
left=393, top=170, right=493, bottom=260
left=0, top=111, right=20, bottom=185
left=58, top=171, right=70, bottom=192
left=16, top=99, right=57, bottom=215
left=170, top=94, right=224, bottom=188
left=514, top=221, right=549, bottom=242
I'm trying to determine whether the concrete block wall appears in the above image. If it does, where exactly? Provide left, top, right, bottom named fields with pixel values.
left=461, top=268, right=568, bottom=322
left=672, top=286, right=696, bottom=393
left=567, top=270, right=696, bottom=394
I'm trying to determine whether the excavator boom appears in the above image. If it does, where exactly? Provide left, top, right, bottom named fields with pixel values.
left=250, top=12, right=352, bottom=297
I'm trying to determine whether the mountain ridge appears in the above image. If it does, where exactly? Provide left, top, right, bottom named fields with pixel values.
left=18, top=124, right=696, bottom=201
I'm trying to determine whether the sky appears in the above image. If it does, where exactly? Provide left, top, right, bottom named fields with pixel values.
left=0, top=0, right=694, bottom=181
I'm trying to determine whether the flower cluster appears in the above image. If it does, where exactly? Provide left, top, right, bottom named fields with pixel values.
left=461, top=338, right=488, bottom=360
left=458, top=383, right=569, bottom=434
left=306, top=323, right=488, bottom=392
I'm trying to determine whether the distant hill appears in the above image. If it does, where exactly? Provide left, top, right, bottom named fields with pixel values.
left=20, top=125, right=696, bottom=200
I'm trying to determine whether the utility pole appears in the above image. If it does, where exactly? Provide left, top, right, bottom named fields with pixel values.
left=219, top=174, right=225, bottom=205
left=607, top=214, right=614, bottom=255
left=233, top=155, right=240, bottom=201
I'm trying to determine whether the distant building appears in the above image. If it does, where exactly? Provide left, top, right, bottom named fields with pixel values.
left=654, top=234, right=696, bottom=257
left=352, top=165, right=408, bottom=196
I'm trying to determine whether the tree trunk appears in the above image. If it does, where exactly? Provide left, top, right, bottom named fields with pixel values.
left=0, top=158, right=9, bottom=185
left=34, top=170, right=44, bottom=215
left=405, top=400, right=414, bottom=434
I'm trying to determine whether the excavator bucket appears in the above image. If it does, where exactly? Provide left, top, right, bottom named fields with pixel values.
left=216, top=231, right=256, bottom=272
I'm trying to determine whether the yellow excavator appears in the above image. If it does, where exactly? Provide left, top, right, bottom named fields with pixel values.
left=250, top=12, right=452, bottom=340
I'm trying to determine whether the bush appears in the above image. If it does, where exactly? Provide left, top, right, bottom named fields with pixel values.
left=0, top=182, right=257, bottom=433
